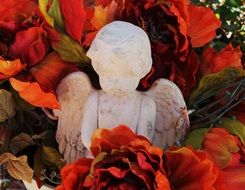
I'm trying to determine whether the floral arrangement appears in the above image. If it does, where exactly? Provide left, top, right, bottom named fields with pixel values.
left=0, top=0, right=244, bottom=189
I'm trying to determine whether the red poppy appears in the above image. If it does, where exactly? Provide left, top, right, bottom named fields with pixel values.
left=200, top=44, right=243, bottom=76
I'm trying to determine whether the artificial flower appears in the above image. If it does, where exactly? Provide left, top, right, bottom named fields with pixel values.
left=202, top=128, right=245, bottom=189
left=164, top=146, right=219, bottom=190
left=58, top=125, right=171, bottom=190
left=0, top=59, right=26, bottom=80
left=202, top=128, right=240, bottom=169
left=187, top=4, right=221, bottom=48
left=56, top=158, right=93, bottom=190
left=200, top=44, right=243, bottom=76
left=9, top=78, right=60, bottom=109
left=9, top=27, right=50, bottom=67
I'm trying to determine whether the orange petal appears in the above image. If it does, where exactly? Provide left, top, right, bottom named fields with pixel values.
left=0, top=59, right=26, bottom=79
left=30, top=52, right=77, bottom=92
left=188, top=4, right=221, bottom=47
left=91, top=1, right=119, bottom=30
left=202, top=128, right=240, bottom=169
left=9, top=78, right=60, bottom=109
left=90, top=125, right=149, bottom=157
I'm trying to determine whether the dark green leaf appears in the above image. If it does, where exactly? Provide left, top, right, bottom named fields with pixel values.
left=182, top=128, right=210, bottom=149
left=52, top=33, right=90, bottom=65
left=33, top=148, right=45, bottom=177
left=10, top=133, right=36, bottom=154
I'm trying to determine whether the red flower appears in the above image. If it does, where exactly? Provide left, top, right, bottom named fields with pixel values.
left=0, top=0, right=78, bottom=108
left=200, top=44, right=243, bottom=76
left=202, top=128, right=245, bottom=189
left=58, top=125, right=171, bottom=190
left=9, top=27, right=50, bottom=67
left=187, top=4, right=221, bottom=48
left=56, top=158, right=93, bottom=190
left=164, top=147, right=219, bottom=190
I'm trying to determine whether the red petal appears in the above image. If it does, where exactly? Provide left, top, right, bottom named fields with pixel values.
left=9, top=27, right=49, bottom=66
left=9, top=78, right=60, bottom=109
left=188, top=4, right=221, bottom=47
left=165, top=147, right=219, bottom=189
left=0, top=0, right=37, bottom=22
left=30, top=52, right=78, bottom=93
left=200, top=44, right=243, bottom=75
left=60, top=0, right=87, bottom=43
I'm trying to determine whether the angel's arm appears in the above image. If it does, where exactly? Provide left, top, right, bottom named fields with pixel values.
left=137, top=95, right=156, bottom=141
left=81, top=91, right=98, bottom=151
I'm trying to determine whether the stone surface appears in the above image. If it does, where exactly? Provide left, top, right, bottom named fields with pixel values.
left=54, top=21, right=190, bottom=163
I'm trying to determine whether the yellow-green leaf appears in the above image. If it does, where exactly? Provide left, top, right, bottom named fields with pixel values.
left=42, top=146, right=65, bottom=169
left=39, top=0, right=54, bottom=27
left=48, top=0, right=65, bottom=32
left=52, top=33, right=90, bottom=65
left=182, top=128, right=210, bottom=149
left=220, top=117, right=245, bottom=144
left=0, top=89, right=16, bottom=122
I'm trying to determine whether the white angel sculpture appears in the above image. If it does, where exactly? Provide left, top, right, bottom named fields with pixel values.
left=53, top=21, right=190, bottom=163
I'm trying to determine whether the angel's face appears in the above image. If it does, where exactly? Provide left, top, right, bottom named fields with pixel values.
left=99, top=74, right=140, bottom=96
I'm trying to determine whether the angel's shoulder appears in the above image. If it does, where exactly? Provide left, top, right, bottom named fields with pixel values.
left=140, top=93, right=156, bottom=109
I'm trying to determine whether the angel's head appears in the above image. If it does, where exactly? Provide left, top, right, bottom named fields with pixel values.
left=87, top=21, right=152, bottom=95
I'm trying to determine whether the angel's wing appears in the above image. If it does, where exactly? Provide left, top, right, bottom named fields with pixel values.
left=53, top=71, right=95, bottom=163
left=145, top=79, right=190, bottom=149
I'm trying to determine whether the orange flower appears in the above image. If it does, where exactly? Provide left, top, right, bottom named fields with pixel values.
left=187, top=4, right=221, bottom=48
left=164, top=147, right=219, bottom=190
left=0, top=59, right=26, bottom=80
left=200, top=44, right=243, bottom=76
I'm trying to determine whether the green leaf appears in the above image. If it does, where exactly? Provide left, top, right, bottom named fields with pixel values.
left=39, top=0, right=54, bottom=27
left=0, top=89, right=16, bottom=122
left=48, top=0, right=65, bottom=32
left=41, top=146, right=65, bottom=169
left=10, top=133, right=36, bottom=154
left=182, top=128, right=210, bottom=149
left=52, top=33, right=90, bottom=65
left=220, top=117, right=245, bottom=144
left=189, top=67, right=245, bottom=108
